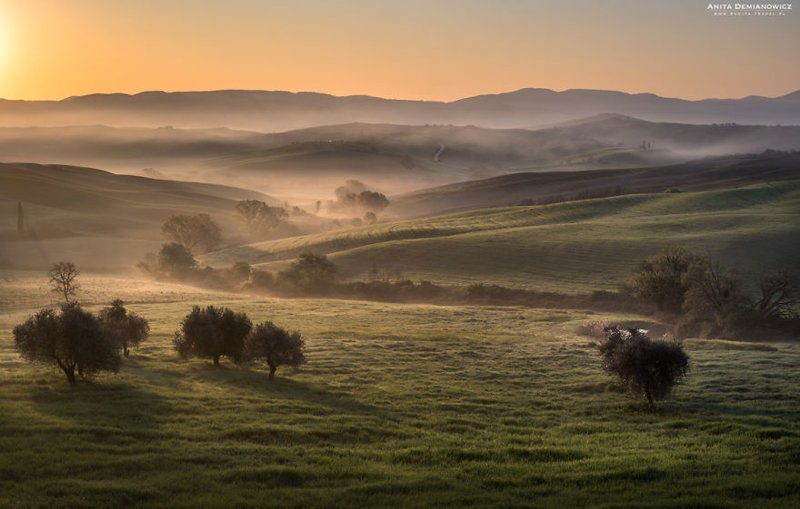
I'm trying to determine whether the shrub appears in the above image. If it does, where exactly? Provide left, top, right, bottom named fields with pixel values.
left=599, top=327, right=689, bottom=409
left=244, top=269, right=275, bottom=291
left=277, top=253, right=337, bottom=294
left=99, top=299, right=150, bottom=357
left=157, top=243, right=197, bottom=278
left=246, top=322, right=306, bottom=379
left=13, top=303, right=122, bottom=384
left=173, top=306, right=252, bottom=366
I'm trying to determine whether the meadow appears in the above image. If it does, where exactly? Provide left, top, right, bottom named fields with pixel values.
left=1, top=274, right=799, bottom=508
left=206, top=182, right=800, bottom=293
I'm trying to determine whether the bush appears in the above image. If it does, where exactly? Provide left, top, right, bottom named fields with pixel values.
left=99, top=299, right=150, bottom=357
left=173, top=306, right=252, bottom=366
left=277, top=253, right=337, bottom=294
left=246, top=322, right=306, bottom=379
left=13, top=303, right=122, bottom=384
left=157, top=243, right=197, bottom=278
left=244, top=269, right=275, bottom=291
left=599, top=327, right=689, bottom=409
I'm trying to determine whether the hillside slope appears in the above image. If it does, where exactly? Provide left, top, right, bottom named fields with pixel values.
left=3, top=120, right=799, bottom=197
left=204, top=182, right=800, bottom=294
left=0, top=163, right=274, bottom=269
left=390, top=152, right=800, bottom=217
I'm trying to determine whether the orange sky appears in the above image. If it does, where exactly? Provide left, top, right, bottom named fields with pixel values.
left=1, top=0, right=798, bottom=101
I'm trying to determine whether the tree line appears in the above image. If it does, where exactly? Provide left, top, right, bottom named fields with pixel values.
left=12, top=262, right=305, bottom=385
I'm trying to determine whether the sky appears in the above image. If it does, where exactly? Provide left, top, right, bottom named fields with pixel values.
left=0, top=0, right=798, bottom=101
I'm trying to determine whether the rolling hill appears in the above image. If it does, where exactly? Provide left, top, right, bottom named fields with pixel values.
left=2, top=87, right=799, bottom=131
left=202, top=181, right=800, bottom=294
left=389, top=151, right=800, bottom=217
left=2, top=119, right=799, bottom=197
left=0, top=163, right=276, bottom=269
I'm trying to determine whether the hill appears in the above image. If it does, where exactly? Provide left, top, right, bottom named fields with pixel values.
left=2, top=87, right=799, bottom=131
left=0, top=163, right=275, bottom=269
left=2, top=119, right=799, bottom=197
left=390, top=151, right=800, bottom=217
left=203, top=181, right=800, bottom=294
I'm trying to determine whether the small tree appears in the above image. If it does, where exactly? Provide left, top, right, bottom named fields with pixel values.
left=753, top=270, right=798, bottom=320
left=277, top=253, right=337, bottom=294
left=235, top=200, right=288, bottom=235
left=157, top=243, right=197, bottom=277
left=13, top=303, right=122, bottom=384
left=357, top=191, right=390, bottom=213
left=173, top=306, right=252, bottom=366
left=246, top=322, right=306, bottom=380
left=599, top=327, right=689, bottom=409
left=161, top=214, right=222, bottom=254
left=628, top=247, right=698, bottom=313
left=363, top=211, right=378, bottom=225
left=99, top=299, right=150, bottom=357
left=48, top=261, right=80, bottom=303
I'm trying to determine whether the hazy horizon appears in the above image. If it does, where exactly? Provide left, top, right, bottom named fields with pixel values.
left=1, top=0, right=798, bottom=102
left=2, top=85, right=800, bottom=103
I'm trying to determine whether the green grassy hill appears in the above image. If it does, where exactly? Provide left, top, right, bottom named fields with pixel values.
left=2, top=287, right=799, bottom=507
left=204, top=181, right=800, bottom=293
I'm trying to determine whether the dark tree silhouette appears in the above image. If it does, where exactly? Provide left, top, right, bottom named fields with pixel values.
left=173, top=306, right=252, bottom=366
left=599, top=327, right=689, bottom=409
left=17, top=201, right=24, bottom=235
left=246, top=321, right=306, bottom=380
left=753, top=270, right=798, bottom=320
left=99, top=299, right=150, bottom=357
left=157, top=243, right=197, bottom=277
left=277, top=253, right=337, bottom=293
left=161, top=214, right=221, bottom=254
left=48, top=261, right=80, bottom=303
left=235, top=200, right=288, bottom=235
left=628, top=247, right=698, bottom=313
left=357, top=191, right=390, bottom=213
left=13, top=303, right=122, bottom=384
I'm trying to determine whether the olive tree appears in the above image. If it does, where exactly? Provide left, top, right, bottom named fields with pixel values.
left=173, top=306, right=252, bottom=366
left=246, top=321, right=306, bottom=380
left=99, top=299, right=150, bottom=357
left=599, top=327, right=689, bottom=409
left=13, top=303, right=122, bottom=384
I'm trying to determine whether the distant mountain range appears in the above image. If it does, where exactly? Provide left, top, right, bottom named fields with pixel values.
left=1, top=88, right=799, bottom=131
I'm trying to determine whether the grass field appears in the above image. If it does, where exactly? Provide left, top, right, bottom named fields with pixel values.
left=205, top=181, right=800, bottom=294
left=1, top=275, right=799, bottom=507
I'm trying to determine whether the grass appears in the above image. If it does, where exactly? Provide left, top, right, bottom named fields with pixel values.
left=204, top=181, right=800, bottom=294
left=1, top=276, right=799, bottom=507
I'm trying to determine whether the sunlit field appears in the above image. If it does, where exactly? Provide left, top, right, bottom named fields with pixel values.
left=1, top=275, right=798, bottom=508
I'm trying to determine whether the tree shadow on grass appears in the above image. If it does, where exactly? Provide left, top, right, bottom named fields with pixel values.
left=30, top=382, right=173, bottom=442
left=184, top=362, right=391, bottom=419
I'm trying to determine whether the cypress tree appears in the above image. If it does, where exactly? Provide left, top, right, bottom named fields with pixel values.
left=17, top=202, right=24, bottom=235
